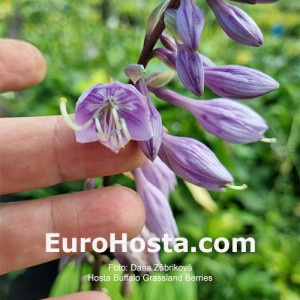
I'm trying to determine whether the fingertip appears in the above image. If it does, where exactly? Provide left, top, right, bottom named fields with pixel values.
left=107, top=186, right=146, bottom=239
left=44, top=291, right=111, bottom=300
left=81, top=186, right=146, bottom=240
left=0, top=39, right=47, bottom=92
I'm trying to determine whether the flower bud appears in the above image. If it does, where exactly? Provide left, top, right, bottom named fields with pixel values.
left=204, top=65, right=279, bottom=99
left=124, top=64, right=146, bottom=84
left=176, top=43, right=204, bottom=96
left=141, top=157, right=177, bottom=199
left=151, top=48, right=177, bottom=69
left=176, top=0, right=204, bottom=50
left=134, top=168, right=178, bottom=240
left=160, top=33, right=177, bottom=52
left=199, top=53, right=216, bottom=67
left=146, top=0, right=170, bottom=40
left=114, top=226, right=161, bottom=270
left=135, top=79, right=163, bottom=161
left=207, top=0, right=263, bottom=47
left=84, top=178, right=96, bottom=190
left=230, top=0, right=256, bottom=3
left=145, top=70, right=175, bottom=88
left=158, top=132, right=234, bottom=191
left=164, top=9, right=181, bottom=41
left=231, top=0, right=278, bottom=3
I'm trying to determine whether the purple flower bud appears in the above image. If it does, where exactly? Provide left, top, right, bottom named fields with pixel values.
left=254, top=0, right=278, bottom=2
left=230, top=0, right=256, bottom=3
left=194, top=99, right=268, bottom=143
left=114, top=226, right=161, bottom=271
left=151, top=87, right=268, bottom=143
left=231, top=0, right=278, bottom=3
left=140, top=157, right=177, bottom=198
left=59, top=253, right=87, bottom=271
left=164, top=9, right=181, bottom=41
left=199, top=53, right=216, bottom=67
left=176, top=43, right=204, bottom=96
left=207, top=0, right=263, bottom=47
left=176, top=0, right=204, bottom=50
left=151, top=48, right=177, bottom=69
left=135, top=79, right=163, bottom=161
left=158, top=132, right=234, bottom=191
left=204, top=65, right=279, bottom=99
left=60, top=82, right=152, bottom=153
left=84, top=178, right=96, bottom=190
left=134, top=168, right=178, bottom=240
left=160, top=33, right=177, bottom=52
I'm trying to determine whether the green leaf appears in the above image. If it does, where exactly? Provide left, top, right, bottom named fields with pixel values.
left=141, top=270, right=197, bottom=300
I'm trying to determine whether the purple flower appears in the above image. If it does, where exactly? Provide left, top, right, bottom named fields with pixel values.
left=60, top=82, right=152, bottom=153
left=134, top=168, right=178, bottom=240
left=207, top=0, right=263, bottom=47
left=158, top=132, right=234, bottom=191
left=176, top=0, right=204, bottom=50
left=204, top=65, right=279, bottom=99
left=151, top=87, right=268, bottom=143
left=176, top=43, right=204, bottom=96
left=140, top=157, right=177, bottom=199
left=135, top=79, right=163, bottom=161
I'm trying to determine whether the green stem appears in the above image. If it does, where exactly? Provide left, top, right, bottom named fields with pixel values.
left=137, top=0, right=180, bottom=67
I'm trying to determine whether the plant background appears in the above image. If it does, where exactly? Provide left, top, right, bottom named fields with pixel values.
left=0, top=0, right=299, bottom=299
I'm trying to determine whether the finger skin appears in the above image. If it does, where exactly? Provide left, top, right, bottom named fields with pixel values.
left=0, top=186, right=146, bottom=274
left=0, top=39, right=46, bottom=92
left=43, top=291, right=111, bottom=300
left=0, top=116, right=146, bottom=194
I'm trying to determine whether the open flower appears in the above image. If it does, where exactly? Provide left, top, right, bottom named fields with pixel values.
left=60, top=82, right=152, bottom=153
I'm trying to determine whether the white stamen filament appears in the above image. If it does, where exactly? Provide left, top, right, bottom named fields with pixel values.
left=261, top=137, right=277, bottom=144
left=120, top=118, right=132, bottom=141
left=112, top=108, right=122, bottom=130
left=225, top=183, right=248, bottom=190
left=95, top=117, right=109, bottom=142
left=111, top=133, right=117, bottom=147
left=59, top=98, right=93, bottom=131
left=117, top=130, right=125, bottom=148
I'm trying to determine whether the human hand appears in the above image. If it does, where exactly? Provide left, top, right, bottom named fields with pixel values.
left=0, top=39, right=146, bottom=299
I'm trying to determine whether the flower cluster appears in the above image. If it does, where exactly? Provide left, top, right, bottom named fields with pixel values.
left=60, top=0, right=279, bottom=270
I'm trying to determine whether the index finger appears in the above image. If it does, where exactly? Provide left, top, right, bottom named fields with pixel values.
left=0, top=39, right=46, bottom=92
left=0, top=116, right=145, bottom=194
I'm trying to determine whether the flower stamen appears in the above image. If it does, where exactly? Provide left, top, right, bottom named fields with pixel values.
left=261, top=137, right=277, bottom=144
left=120, top=118, right=132, bottom=141
left=60, top=97, right=93, bottom=131
left=225, top=183, right=248, bottom=190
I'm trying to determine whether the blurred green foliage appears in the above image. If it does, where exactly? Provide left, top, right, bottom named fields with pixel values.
left=0, top=0, right=299, bottom=299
